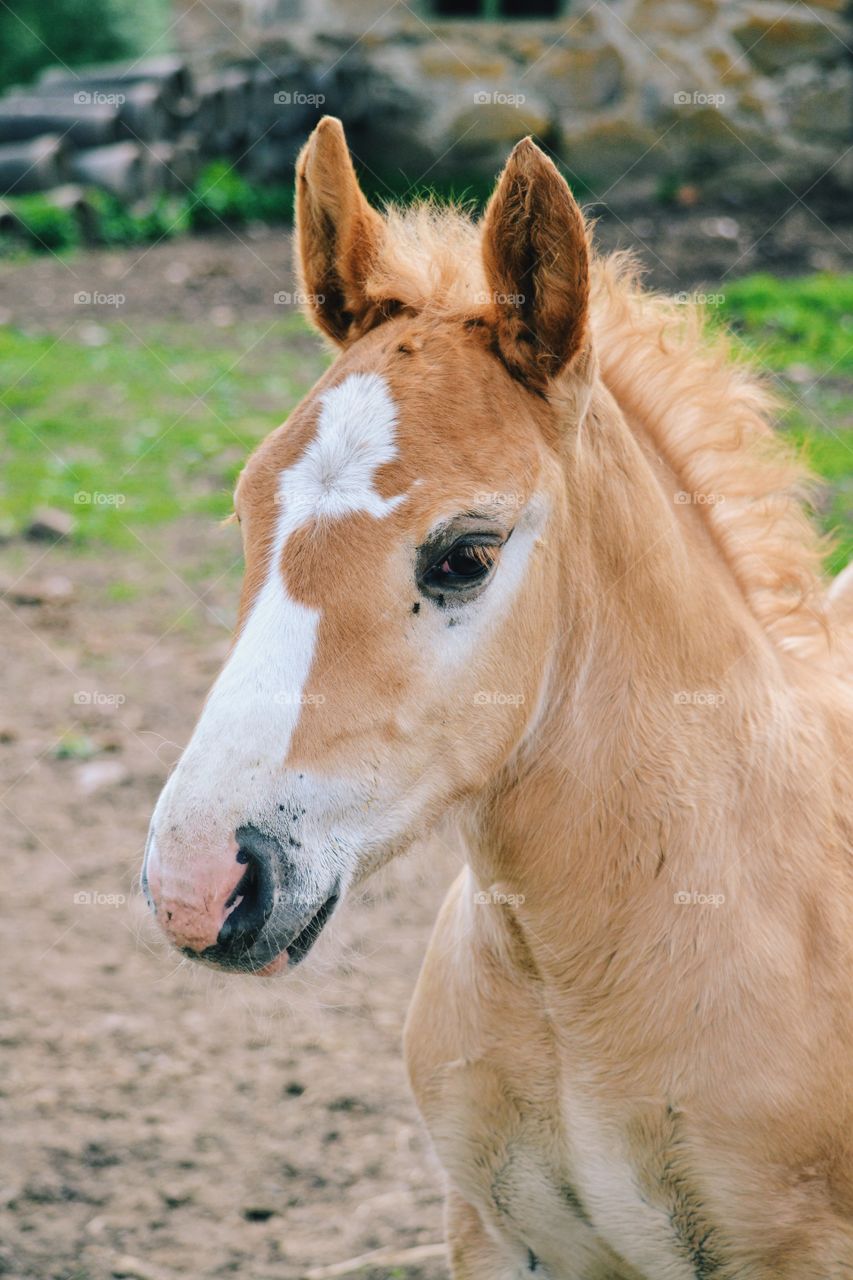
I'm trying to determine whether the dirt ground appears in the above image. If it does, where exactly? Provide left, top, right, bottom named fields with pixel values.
left=1, top=519, right=461, bottom=1280
left=1, top=202, right=851, bottom=1280
left=0, top=197, right=851, bottom=335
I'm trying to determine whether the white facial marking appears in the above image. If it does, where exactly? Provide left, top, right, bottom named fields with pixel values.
left=279, top=371, right=406, bottom=528
left=151, top=373, right=406, bottom=844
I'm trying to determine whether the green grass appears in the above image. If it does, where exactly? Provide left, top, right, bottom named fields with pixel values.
left=720, top=274, right=853, bottom=575
left=0, top=315, right=328, bottom=545
left=0, top=273, right=850, bottom=571
left=721, top=274, right=853, bottom=371
left=0, top=163, right=295, bottom=256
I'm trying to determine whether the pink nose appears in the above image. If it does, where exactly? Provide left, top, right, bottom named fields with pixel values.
left=145, top=835, right=246, bottom=953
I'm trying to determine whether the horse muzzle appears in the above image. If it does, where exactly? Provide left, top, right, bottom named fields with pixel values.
left=142, top=822, right=341, bottom=975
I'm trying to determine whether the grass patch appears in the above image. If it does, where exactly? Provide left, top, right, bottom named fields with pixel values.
left=721, top=273, right=853, bottom=371
left=0, top=315, right=328, bottom=545
left=0, top=163, right=293, bottom=256
left=720, top=274, right=853, bottom=575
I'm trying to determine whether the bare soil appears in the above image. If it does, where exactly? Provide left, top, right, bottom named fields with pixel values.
left=0, top=523, right=458, bottom=1280
left=0, top=198, right=850, bottom=336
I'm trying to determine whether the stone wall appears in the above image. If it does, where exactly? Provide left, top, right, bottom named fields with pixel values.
left=174, top=0, right=853, bottom=205
left=1, top=0, right=847, bottom=216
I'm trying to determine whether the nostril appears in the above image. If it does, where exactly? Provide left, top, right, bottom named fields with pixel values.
left=216, top=834, right=274, bottom=951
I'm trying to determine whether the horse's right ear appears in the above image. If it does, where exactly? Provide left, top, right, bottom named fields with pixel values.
left=295, top=117, right=386, bottom=346
left=481, top=138, right=590, bottom=392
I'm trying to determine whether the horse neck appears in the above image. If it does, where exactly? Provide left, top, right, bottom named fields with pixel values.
left=465, top=381, right=794, bottom=978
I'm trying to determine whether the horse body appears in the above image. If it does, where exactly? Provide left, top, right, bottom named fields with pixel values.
left=143, top=117, right=853, bottom=1276
left=403, top=277, right=853, bottom=1277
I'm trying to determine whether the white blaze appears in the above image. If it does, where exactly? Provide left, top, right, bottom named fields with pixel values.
left=150, top=373, right=406, bottom=841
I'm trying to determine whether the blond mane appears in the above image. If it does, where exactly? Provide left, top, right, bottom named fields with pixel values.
left=364, top=201, right=831, bottom=658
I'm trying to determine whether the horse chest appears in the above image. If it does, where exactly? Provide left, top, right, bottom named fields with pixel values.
left=429, top=1063, right=713, bottom=1280
left=408, top=875, right=726, bottom=1278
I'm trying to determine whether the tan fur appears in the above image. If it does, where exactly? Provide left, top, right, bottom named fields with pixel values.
left=233, top=122, right=853, bottom=1276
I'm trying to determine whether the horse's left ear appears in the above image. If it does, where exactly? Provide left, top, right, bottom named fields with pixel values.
left=295, top=116, right=386, bottom=346
left=481, top=137, right=590, bottom=390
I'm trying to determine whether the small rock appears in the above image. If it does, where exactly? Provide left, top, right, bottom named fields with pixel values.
left=242, top=1204, right=277, bottom=1221
left=75, top=760, right=129, bottom=795
left=112, top=1256, right=170, bottom=1280
left=78, top=322, right=109, bottom=347
left=25, top=507, right=74, bottom=542
left=164, top=260, right=190, bottom=285
left=39, top=574, right=74, bottom=602
left=700, top=216, right=739, bottom=241
left=160, top=1185, right=193, bottom=1208
left=3, top=574, right=74, bottom=605
left=210, top=304, right=235, bottom=328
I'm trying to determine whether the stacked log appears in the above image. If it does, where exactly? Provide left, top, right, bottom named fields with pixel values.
left=0, top=135, right=67, bottom=195
left=145, top=136, right=200, bottom=194
left=0, top=97, right=120, bottom=148
left=117, top=83, right=173, bottom=144
left=0, top=52, right=324, bottom=230
left=195, top=77, right=228, bottom=153
left=69, top=142, right=144, bottom=202
left=39, top=55, right=194, bottom=118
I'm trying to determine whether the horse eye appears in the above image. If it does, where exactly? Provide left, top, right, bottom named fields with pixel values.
left=419, top=537, right=501, bottom=601
left=439, top=544, right=495, bottom=579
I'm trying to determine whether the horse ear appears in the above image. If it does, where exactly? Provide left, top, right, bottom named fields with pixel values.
left=481, top=137, right=590, bottom=390
left=295, top=116, right=386, bottom=346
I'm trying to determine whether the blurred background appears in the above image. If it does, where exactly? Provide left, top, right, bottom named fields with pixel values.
left=1, top=2, right=851, bottom=1278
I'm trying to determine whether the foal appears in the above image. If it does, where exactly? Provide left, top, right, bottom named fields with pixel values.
left=144, top=118, right=853, bottom=1278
